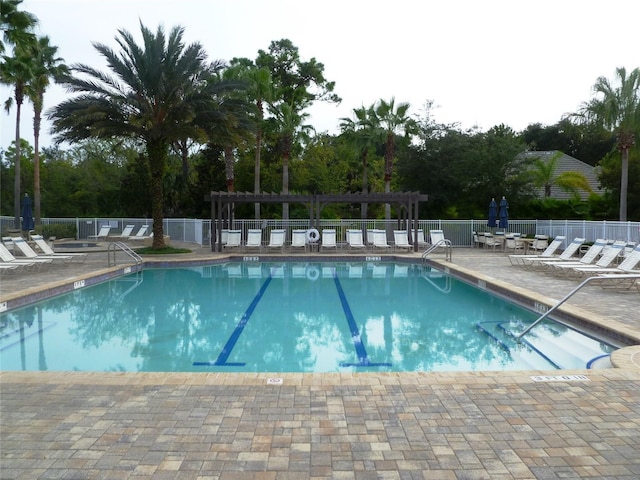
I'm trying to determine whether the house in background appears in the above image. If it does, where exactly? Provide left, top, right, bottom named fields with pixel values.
left=520, top=150, right=603, bottom=201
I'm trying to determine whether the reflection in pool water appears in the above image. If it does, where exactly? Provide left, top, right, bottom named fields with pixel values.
left=0, top=262, right=615, bottom=373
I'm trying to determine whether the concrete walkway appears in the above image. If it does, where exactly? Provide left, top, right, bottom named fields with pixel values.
left=1, top=245, right=640, bottom=479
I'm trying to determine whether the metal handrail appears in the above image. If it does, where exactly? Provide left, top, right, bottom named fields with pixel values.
left=515, top=274, right=640, bottom=341
left=108, top=241, right=143, bottom=267
left=421, top=239, right=453, bottom=262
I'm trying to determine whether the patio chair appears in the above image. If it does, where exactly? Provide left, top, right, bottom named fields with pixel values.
left=128, top=225, right=150, bottom=241
left=393, top=230, right=413, bottom=252
left=530, top=235, right=549, bottom=252
left=88, top=225, right=111, bottom=240
left=265, top=229, right=286, bottom=253
left=290, top=229, right=308, bottom=252
left=508, top=235, right=566, bottom=266
left=223, top=230, right=242, bottom=251
left=0, top=242, right=47, bottom=270
left=112, top=224, right=135, bottom=239
left=483, top=233, right=500, bottom=252
left=542, top=239, right=607, bottom=275
left=372, top=229, right=391, bottom=252
left=10, top=236, right=74, bottom=264
left=31, top=234, right=87, bottom=262
left=503, top=234, right=524, bottom=254
left=320, top=229, right=338, bottom=252
left=244, top=229, right=263, bottom=252
left=346, top=229, right=366, bottom=252
left=524, top=237, right=585, bottom=269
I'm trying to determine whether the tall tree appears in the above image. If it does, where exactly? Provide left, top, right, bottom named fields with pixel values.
left=339, top=104, right=379, bottom=218
left=25, top=35, right=67, bottom=224
left=48, top=23, right=245, bottom=248
left=372, top=97, right=416, bottom=219
left=0, top=0, right=37, bottom=54
left=575, top=67, right=640, bottom=221
left=528, top=151, right=593, bottom=198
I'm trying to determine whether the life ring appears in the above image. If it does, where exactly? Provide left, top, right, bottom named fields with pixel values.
left=306, top=265, right=320, bottom=281
left=306, top=228, right=320, bottom=243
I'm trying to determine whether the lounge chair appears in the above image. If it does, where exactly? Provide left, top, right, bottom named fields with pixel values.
left=128, top=225, right=150, bottom=241
left=412, top=229, right=428, bottom=249
left=429, top=229, right=446, bottom=247
left=542, top=239, right=607, bottom=275
left=508, top=235, right=566, bottom=266
left=31, top=234, right=87, bottom=262
left=372, top=229, right=391, bottom=252
left=10, top=236, right=74, bottom=264
left=346, top=229, right=366, bottom=252
left=244, top=229, right=263, bottom=252
left=88, top=225, right=111, bottom=240
left=571, top=243, right=640, bottom=279
left=223, top=230, right=242, bottom=251
left=265, top=229, right=286, bottom=253
left=112, top=224, right=135, bottom=239
left=320, top=229, right=338, bottom=252
left=524, top=237, right=585, bottom=269
left=290, top=230, right=308, bottom=252
left=393, top=230, right=413, bottom=252
left=0, top=242, right=47, bottom=269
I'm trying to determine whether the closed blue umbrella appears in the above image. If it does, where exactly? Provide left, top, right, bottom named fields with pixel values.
left=487, top=198, right=497, bottom=228
left=21, top=194, right=34, bottom=231
left=498, top=196, right=509, bottom=229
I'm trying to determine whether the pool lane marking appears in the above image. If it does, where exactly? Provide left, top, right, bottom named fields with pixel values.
left=193, top=274, right=273, bottom=367
left=332, top=271, right=392, bottom=367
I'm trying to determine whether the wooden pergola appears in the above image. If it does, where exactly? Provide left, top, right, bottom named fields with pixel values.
left=207, top=191, right=429, bottom=252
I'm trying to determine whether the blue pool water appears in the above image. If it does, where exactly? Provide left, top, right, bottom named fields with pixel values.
left=0, top=262, right=615, bottom=373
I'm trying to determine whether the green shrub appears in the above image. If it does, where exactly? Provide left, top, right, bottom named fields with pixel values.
left=36, top=224, right=77, bottom=240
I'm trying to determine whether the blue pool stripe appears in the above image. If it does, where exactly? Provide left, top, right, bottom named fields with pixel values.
left=194, top=275, right=273, bottom=367
left=332, top=271, right=391, bottom=368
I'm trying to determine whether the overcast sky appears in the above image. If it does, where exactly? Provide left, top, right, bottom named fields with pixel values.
left=2, top=0, right=639, bottom=150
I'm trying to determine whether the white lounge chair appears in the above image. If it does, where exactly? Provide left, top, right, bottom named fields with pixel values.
left=508, top=235, right=566, bottom=266
left=128, top=225, right=150, bottom=241
left=265, top=229, right=286, bottom=253
left=11, top=236, right=74, bottom=264
left=346, top=229, right=366, bottom=252
left=412, top=229, right=428, bottom=249
left=320, top=229, right=338, bottom=252
left=223, top=230, right=242, bottom=251
left=31, top=234, right=87, bottom=262
left=244, top=229, right=262, bottom=252
left=112, top=224, right=135, bottom=239
left=393, top=230, right=413, bottom=252
left=88, top=225, right=111, bottom=240
left=571, top=243, right=640, bottom=278
left=290, top=230, right=307, bottom=252
left=372, top=229, right=391, bottom=252
left=543, top=239, right=607, bottom=275
left=0, top=242, right=47, bottom=269
left=524, top=237, right=585, bottom=269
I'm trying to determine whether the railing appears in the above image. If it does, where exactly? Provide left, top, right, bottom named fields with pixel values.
left=107, top=241, right=143, bottom=267
left=514, top=274, right=640, bottom=341
left=421, top=239, right=453, bottom=262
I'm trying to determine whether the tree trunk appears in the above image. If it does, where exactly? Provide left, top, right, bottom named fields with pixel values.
left=148, top=140, right=167, bottom=249
left=282, top=135, right=291, bottom=221
left=619, top=147, right=629, bottom=221
left=33, top=101, right=42, bottom=225
left=13, top=100, right=22, bottom=230
left=384, top=133, right=394, bottom=221
left=225, top=146, right=235, bottom=193
left=254, top=101, right=263, bottom=220
left=361, top=151, right=368, bottom=219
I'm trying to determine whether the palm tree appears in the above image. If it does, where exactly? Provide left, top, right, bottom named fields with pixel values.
left=339, top=104, right=379, bottom=218
left=0, top=0, right=37, bottom=54
left=1, top=40, right=35, bottom=228
left=25, top=35, right=67, bottom=224
left=576, top=67, right=640, bottom=221
left=529, top=152, right=593, bottom=198
left=269, top=101, right=313, bottom=220
left=372, top=97, right=416, bottom=219
left=48, top=23, right=244, bottom=248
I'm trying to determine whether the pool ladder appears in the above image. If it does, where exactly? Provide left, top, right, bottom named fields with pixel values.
left=421, top=239, right=453, bottom=262
left=107, top=241, right=143, bottom=267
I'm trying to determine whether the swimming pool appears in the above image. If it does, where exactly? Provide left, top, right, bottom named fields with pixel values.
left=0, top=261, right=616, bottom=373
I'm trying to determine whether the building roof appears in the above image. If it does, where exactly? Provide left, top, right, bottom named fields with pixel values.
left=520, top=150, right=603, bottom=200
